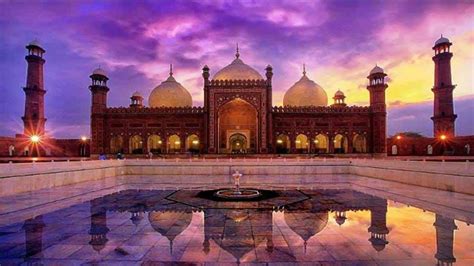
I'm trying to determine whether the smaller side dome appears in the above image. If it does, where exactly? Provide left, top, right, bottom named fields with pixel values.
left=132, top=91, right=142, bottom=97
left=92, top=67, right=107, bottom=77
left=335, top=90, right=345, bottom=97
left=369, top=65, right=384, bottom=75
left=283, top=65, right=328, bottom=107
left=435, top=35, right=450, bottom=46
left=148, top=64, right=193, bottom=108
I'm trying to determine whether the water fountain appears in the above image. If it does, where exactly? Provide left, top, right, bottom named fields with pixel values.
left=214, top=170, right=261, bottom=200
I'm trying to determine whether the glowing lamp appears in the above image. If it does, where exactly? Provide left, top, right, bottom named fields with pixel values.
left=174, top=141, right=180, bottom=145
left=396, top=135, right=402, bottom=140
left=295, top=140, right=301, bottom=144
left=314, top=140, right=319, bottom=143
left=81, top=136, right=87, bottom=141
left=236, top=143, right=240, bottom=146
left=30, top=135, right=40, bottom=143
left=192, top=140, right=199, bottom=144
left=440, top=135, right=447, bottom=140
left=158, top=140, right=162, bottom=144
left=276, top=139, right=283, bottom=144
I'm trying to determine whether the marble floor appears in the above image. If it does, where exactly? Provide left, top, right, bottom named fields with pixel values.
left=0, top=175, right=473, bottom=265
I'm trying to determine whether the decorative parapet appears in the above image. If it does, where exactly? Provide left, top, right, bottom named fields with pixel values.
left=106, top=106, right=205, bottom=114
left=272, top=105, right=371, bottom=113
left=208, top=79, right=267, bottom=87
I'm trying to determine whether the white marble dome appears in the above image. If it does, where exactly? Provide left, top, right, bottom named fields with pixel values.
left=213, top=49, right=263, bottom=80
left=283, top=71, right=328, bottom=107
left=148, top=71, right=192, bottom=108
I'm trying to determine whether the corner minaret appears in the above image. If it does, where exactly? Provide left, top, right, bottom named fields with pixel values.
left=23, top=40, right=46, bottom=136
left=89, top=67, right=109, bottom=155
left=431, top=35, right=457, bottom=138
left=367, top=65, right=388, bottom=155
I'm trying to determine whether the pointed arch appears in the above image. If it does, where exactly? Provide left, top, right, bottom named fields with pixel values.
left=314, top=134, right=328, bottom=153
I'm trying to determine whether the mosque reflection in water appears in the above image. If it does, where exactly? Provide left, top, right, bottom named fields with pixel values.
left=11, top=189, right=460, bottom=264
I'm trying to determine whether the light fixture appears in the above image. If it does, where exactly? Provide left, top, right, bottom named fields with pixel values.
left=277, top=139, right=283, bottom=144
left=81, top=136, right=87, bottom=141
left=30, top=135, right=40, bottom=143
left=158, top=140, right=162, bottom=144
left=396, top=135, right=402, bottom=140
left=314, top=140, right=319, bottom=143
left=192, top=140, right=199, bottom=144
left=295, top=140, right=301, bottom=144
left=440, top=135, right=447, bottom=140
left=175, top=141, right=181, bottom=145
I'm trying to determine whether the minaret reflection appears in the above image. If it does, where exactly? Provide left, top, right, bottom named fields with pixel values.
left=434, top=214, right=457, bottom=265
left=368, top=199, right=389, bottom=251
left=89, top=198, right=110, bottom=253
left=23, top=215, right=45, bottom=258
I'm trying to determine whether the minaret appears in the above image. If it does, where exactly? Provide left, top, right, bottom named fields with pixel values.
left=23, top=215, right=45, bottom=258
left=367, top=65, right=388, bottom=155
left=22, top=40, right=47, bottom=136
left=431, top=35, right=457, bottom=138
left=89, top=67, right=109, bottom=155
left=368, top=199, right=389, bottom=251
left=433, top=214, right=457, bottom=265
left=89, top=198, right=110, bottom=253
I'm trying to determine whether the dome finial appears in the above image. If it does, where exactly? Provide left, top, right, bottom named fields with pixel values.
left=235, top=43, right=240, bottom=59
left=169, top=64, right=173, bottom=77
left=303, top=63, right=306, bottom=76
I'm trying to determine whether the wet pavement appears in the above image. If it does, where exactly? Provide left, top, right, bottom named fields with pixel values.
left=0, top=185, right=473, bottom=265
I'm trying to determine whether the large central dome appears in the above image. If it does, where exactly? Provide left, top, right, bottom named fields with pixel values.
left=148, top=65, right=192, bottom=108
left=212, top=47, right=263, bottom=81
left=283, top=67, right=328, bottom=107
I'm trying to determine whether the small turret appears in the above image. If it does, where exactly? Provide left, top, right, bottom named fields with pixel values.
left=130, top=91, right=144, bottom=108
left=332, top=90, right=346, bottom=107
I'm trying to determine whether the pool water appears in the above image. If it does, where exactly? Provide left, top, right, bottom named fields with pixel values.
left=0, top=188, right=472, bottom=264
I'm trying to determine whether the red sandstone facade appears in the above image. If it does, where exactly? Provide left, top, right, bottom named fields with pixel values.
left=89, top=62, right=387, bottom=156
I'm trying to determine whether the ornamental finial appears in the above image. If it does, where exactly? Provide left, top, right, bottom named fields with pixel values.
left=169, top=64, right=173, bottom=76
left=303, top=63, right=306, bottom=76
left=235, top=43, right=240, bottom=59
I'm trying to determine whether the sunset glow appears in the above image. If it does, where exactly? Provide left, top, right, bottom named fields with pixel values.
left=0, top=0, right=473, bottom=138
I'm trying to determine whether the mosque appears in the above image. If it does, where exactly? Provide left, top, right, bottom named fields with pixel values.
left=88, top=46, right=387, bottom=156
left=1, top=36, right=472, bottom=157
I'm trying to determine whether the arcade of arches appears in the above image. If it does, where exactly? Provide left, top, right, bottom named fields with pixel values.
left=108, top=134, right=201, bottom=154
left=274, top=133, right=367, bottom=154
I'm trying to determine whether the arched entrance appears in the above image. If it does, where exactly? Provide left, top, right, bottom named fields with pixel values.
left=229, top=133, right=247, bottom=154
left=352, top=134, right=367, bottom=153
left=148, top=135, right=162, bottom=154
left=276, top=134, right=290, bottom=154
left=110, top=136, right=123, bottom=154
left=295, top=134, right=309, bottom=153
left=186, top=134, right=200, bottom=153
left=129, top=135, right=143, bottom=154
left=168, top=134, right=181, bottom=153
left=217, top=99, right=257, bottom=154
left=334, top=134, right=348, bottom=154
left=314, top=134, right=328, bottom=153
left=391, top=145, right=398, bottom=155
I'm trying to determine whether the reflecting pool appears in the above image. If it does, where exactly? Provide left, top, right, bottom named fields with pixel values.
left=0, top=188, right=472, bottom=264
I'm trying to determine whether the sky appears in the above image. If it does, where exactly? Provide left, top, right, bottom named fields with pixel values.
left=0, top=0, right=473, bottom=138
